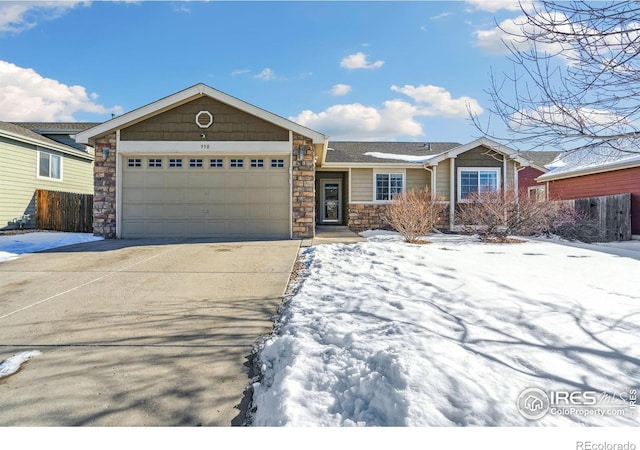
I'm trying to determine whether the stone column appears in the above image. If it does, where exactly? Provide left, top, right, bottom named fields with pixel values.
left=291, top=134, right=315, bottom=238
left=93, top=134, right=117, bottom=238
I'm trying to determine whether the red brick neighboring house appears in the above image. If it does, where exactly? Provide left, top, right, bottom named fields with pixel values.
left=536, top=149, right=640, bottom=236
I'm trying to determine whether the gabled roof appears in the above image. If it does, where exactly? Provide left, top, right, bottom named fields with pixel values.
left=518, top=150, right=563, bottom=172
left=324, top=141, right=461, bottom=165
left=0, top=122, right=93, bottom=160
left=427, top=137, right=532, bottom=166
left=537, top=146, right=640, bottom=181
left=75, top=83, right=328, bottom=146
left=11, top=122, right=100, bottom=133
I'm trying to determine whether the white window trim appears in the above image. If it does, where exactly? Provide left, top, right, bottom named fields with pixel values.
left=457, top=167, right=501, bottom=202
left=373, top=169, right=406, bottom=203
left=36, top=150, right=63, bottom=182
left=528, top=185, right=546, bottom=201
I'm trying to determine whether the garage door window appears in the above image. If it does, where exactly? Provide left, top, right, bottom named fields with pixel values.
left=271, top=159, right=285, bottom=168
left=210, top=158, right=223, bottom=168
left=230, top=159, right=244, bottom=168
left=148, top=158, right=162, bottom=168
left=128, top=158, right=141, bottom=168
left=169, top=158, right=183, bottom=168
left=250, top=158, right=264, bottom=168
left=189, top=158, right=203, bottom=168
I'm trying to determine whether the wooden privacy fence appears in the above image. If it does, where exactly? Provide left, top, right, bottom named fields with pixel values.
left=36, top=189, right=93, bottom=233
left=562, top=193, right=631, bottom=241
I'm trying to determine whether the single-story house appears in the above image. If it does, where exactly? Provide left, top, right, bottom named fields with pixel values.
left=516, top=151, right=563, bottom=201
left=75, top=83, right=540, bottom=239
left=0, top=122, right=95, bottom=230
left=317, top=139, right=535, bottom=231
left=537, top=147, right=640, bottom=236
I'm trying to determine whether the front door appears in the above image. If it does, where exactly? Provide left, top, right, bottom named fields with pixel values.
left=320, top=179, right=342, bottom=224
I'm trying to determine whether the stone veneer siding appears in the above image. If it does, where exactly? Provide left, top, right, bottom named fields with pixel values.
left=93, top=134, right=117, bottom=238
left=292, top=134, right=315, bottom=238
left=347, top=203, right=390, bottom=232
left=347, top=202, right=451, bottom=233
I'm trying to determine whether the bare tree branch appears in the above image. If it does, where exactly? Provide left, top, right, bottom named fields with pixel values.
left=473, top=0, right=640, bottom=153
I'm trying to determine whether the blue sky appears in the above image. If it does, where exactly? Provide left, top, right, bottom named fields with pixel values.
left=0, top=1, right=527, bottom=143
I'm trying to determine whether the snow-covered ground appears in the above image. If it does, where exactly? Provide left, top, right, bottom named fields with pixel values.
left=0, top=232, right=103, bottom=263
left=251, top=232, right=640, bottom=426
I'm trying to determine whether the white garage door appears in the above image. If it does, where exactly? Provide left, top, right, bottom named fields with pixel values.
left=121, top=155, right=290, bottom=238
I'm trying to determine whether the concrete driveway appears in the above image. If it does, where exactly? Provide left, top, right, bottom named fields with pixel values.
left=0, top=238, right=300, bottom=426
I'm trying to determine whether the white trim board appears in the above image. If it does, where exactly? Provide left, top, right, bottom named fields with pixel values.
left=116, top=140, right=293, bottom=155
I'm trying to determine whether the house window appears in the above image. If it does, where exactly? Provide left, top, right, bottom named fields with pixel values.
left=148, top=158, right=162, bottom=168
left=230, top=159, right=244, bottom=168
left=189, top=158, right=203, bottom=168
left=250, top=158, right=264, bottom=168
left=457, top=168, right=500, bottom=201
left=210, top=158, right=223, bottom=168
left=128, top=158, right=141, bottom=167
left=375, top=173, right=404, bottom=201
left=271, top=159, right=285, bottom=168
left=169, top=158, right=183, bottom=168
left=38, top=151, right=62, bottom=180
left=528, top=185, right=546, bottom=202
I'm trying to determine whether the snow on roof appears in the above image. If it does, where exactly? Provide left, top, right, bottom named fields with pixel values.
left=363, top=151, right=439, bottom=163
left=539, top=144, right=640, bottom=180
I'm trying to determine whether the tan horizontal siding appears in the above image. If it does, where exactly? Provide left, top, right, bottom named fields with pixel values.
left=406, top=168, right=429, bottom=192
left=0, top=141, right=93, bottom=227
left=435, top=159, right=450, bottom=201
left=350, top=168, right=373, bottom=202
left=121, top=96, right=289, bottom=142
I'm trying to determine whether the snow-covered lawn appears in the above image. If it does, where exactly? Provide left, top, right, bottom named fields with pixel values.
left=0, top=232, right=103, bottom=263
left=251, top=233, right=640, bottom=426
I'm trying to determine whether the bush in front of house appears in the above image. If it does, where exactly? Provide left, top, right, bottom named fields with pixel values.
left=455, top=190, right=556, bottom=241
left=382, top=187, right=447, bottom=243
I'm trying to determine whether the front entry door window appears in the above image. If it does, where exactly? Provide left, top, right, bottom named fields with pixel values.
left=322, top=180, right=341, bottom=223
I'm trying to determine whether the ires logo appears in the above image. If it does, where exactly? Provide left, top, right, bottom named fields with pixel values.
left=517, top=387, right=636, bottom=421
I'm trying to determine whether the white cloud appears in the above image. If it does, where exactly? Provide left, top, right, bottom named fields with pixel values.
left=464, top=0, right=524, bottom=13
left=474, top=11, right=572, bottom=56
left=254, top=68, right=275, bottom=81
left=391, top=84, right=484, bottom=117
left=340, top=52, right=384, bottom=70
left=0, top=60, right=122, bottom=121
left=291, top=101, right=423, bottom=141
left=430, top=12, right=452, bottom=20
left=230, top=68, right=250, bottom=77
left=0, top=1, right=88, bottom=34
left=329, top=84, right=351, bottom=96
left=291, top=84, right=483, bottom=140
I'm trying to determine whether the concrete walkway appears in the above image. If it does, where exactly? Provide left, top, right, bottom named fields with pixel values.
left=0, top=238, right=300, bottom=426
left=306, top=226, right=366, bottom=246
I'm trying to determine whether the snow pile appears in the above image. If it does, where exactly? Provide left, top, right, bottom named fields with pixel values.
left=251, top=234, right=640, bottom=426
left=0, top=232, right=103, bottom=263
left=0, top=351, right=42, bottom=378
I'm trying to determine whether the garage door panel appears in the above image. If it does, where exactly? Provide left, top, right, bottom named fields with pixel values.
left=122, top=154, right=291, bottom=238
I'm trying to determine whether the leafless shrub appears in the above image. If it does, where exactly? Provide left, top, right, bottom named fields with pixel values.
left=544, top=201, right=601, bottom=243
left=456, top=190, right=555, bottom=240
left=383, top=187, right=447, bottom=243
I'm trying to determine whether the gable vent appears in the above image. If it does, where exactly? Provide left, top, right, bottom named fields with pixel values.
left=195, top=110, right=213, bottom=128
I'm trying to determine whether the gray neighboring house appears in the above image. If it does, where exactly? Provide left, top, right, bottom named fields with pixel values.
left=0, top=122, right=95, bottom=230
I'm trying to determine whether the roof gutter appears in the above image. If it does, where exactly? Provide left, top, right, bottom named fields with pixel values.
left=0, top=129, right=94, bottom=161
left=537, top=156, right=640, bottom=182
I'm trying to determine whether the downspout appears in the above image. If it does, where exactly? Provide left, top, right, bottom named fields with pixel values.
left=502, top=154, right=507, bottom=196
left=513, top=161, right=524, bottom=201
left=449, top=157, right=455, bottom=229
left=422, top=164, right=435, bottom=199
